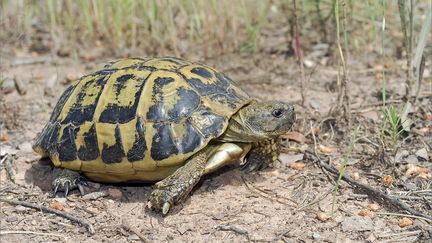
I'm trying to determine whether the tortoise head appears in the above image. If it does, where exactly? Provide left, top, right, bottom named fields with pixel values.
left=241, top=101, right=295, bottom=138
left=222, top=101, right=295, bottom=142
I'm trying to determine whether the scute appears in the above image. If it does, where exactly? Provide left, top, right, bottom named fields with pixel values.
left=57, top=124, right=79, bottom=161
left=33, top=57, right=251, bottom=182
left=77, top=122, right=99, bottom=161
left=101, top=125, right=125, bottom=164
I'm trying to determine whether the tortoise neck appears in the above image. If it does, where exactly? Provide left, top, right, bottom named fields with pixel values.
left=217, top=104, right=270, bottom=143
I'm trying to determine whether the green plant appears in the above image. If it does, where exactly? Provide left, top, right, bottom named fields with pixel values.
left=331, top=126, right=360, bottom=215
left=239, top=0, right=269, bottom=53
left=0, top=78, right=5, bottom=89
left=382, top=105, right=402, bottom=147
left=380, top=103, right=412, bottom=151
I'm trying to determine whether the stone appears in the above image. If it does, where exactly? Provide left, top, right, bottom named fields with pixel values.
left=415, top=148, right=429, bottom=161
left=341, top=216, right=373, bottom=232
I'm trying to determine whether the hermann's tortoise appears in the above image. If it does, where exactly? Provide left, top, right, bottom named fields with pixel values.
left=33, top=57, right=295, bottom=214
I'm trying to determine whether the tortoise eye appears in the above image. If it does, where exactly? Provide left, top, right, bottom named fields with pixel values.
left=272, top=109, right=283, bottom=118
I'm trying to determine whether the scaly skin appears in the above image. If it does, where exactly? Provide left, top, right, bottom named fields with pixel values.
left=241, top=138, right=280, bottom=172
left=148, top=150, right=208, bottom=214
left=52, top=169, right=87, bottom=197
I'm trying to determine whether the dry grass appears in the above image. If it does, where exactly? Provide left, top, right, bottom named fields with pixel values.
left=1, top=0, right=428, bottom=67
left=1, top=0, right=274, bottom=57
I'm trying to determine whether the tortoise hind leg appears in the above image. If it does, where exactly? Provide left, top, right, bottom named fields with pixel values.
left=52, top=168, right=87, bottom=197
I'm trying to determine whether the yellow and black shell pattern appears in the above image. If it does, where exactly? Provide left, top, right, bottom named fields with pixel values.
left=33, top=57, right=251, bottom=182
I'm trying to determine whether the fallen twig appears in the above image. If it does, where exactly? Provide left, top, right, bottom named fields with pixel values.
left=0, top=154, right=15, bottom=182
left=296, top=188, right=332, bottom=211
left=10, top=56, right=51, bottom=66
left=375, top=212, right=432, bottom=223
left=0, top=198, right=95, bottom=234
left=304, top=150, right=432, bottom=222
left=390, top=195, right=432, bottom=201
left=241, top=176, right=297, bottom=207
left=121, top=219, right=148, bottom=242
left=377, top=229, right=422, bottom=239
left=0, top=230, right=67, bottom=241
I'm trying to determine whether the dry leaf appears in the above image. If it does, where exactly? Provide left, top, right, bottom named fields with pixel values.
left=319, top=144, right=335, bottom=155
left=419, top=127, right=429, bottom=135
left=290, top=162, right=306, bottom=171
left=382, top=175, right=393, bottom=186
left=282, top=132, right=306, bottom=144
left=316, top=212, right=330, bottom=222
left=358, top=209, right=374, bottom=218
left=367, top=203, right=380, bottom=212
left=424, top=112, right=432, bottom=121
left=65, top=72, right=82, bottom=83
left=360, top=179, right=369, bottom=185
left=399, top=217, right=413, bottom=228
left=374, top=72, right=383, bottom=82
left=312, top=127, right=320, bottom=136
left=351, top=172, right=360, bottom=180
left=50, top=201, right=64, bottom=211
left=405, top=164, right=430, bottom=177
left=0, top=132, right=9, bottom=142
left=332, top=160, right=343, bottom=171
left=384, top=62, right=391, bottom=69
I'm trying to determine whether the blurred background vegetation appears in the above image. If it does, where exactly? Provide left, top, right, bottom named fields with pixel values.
left=1, top=0, right=430, bottom=60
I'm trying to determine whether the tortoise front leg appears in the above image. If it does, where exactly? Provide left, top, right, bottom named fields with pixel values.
left=241, top=138, right=280, bottom=172
left=148, top=150, right=208, bottom=215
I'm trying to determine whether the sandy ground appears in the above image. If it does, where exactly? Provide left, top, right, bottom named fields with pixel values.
left=1, top=45, right=431, bottom=242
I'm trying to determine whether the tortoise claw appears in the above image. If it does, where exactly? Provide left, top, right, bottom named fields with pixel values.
left=51, top=170, right=88, bottom=197
left=53, top=183, right=60, bottom=197
left=77, top=183, right=85, bottom=196
left=64, top=181, right=70, bottom=197
left=241, top=155, right=264, bottom=172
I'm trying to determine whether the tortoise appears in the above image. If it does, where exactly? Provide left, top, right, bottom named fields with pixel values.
left=33, top=57, right=295, bottom=214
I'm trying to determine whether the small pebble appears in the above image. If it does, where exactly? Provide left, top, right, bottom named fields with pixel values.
left=6, top=216, right=18, bottom=222
left=399, top=217, right=413, bottom=228
left=18, top=142, right=33, bottom=153
left=415, top=148, right=428, bottom=161
left=367, top=203, right=380, bottom=212
left=127, top=234, right=140, bottom=241
left=15, top=205, right=29, bottom=212
left=82, top=191, right=108, bottom=200
left=53, top=197, right=67, bottom=204
left=316, top=212, right=330, bottom=222
left=86, top=206, right=99, bottom=214
left=405, top=154, right=418, bottom=164
left=358, top=209, right=374, bottom=218
left=351, top=172, right=360, bottom=180
left=382, top=175, right=393, bottom=186
left=108, top=188, right=123, bottom=200
left=1, top=78, right=15, bottom=94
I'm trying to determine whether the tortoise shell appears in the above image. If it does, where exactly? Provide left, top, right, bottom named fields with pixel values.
left=33, top=57, right=251, bottom=182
